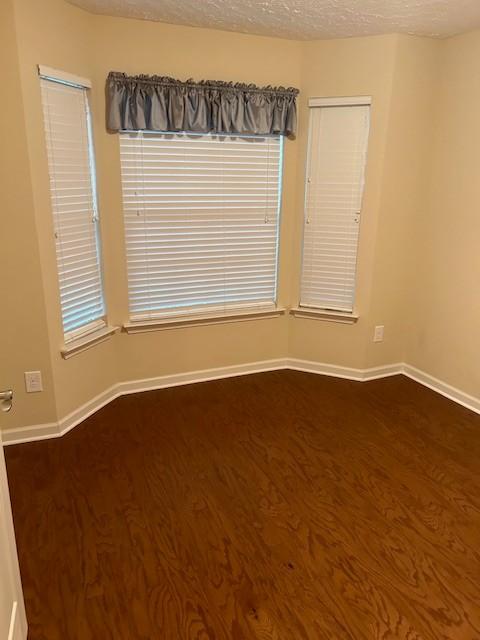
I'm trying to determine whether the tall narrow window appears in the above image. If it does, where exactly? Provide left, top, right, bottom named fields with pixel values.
left=40, top=67, right=106, bottom=341
left=119, top=132, right=283, bottom=321
left=300, top=98, right=370, bottom=313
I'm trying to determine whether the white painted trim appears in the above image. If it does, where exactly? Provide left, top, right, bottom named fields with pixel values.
left=7, top=602, right=22, bottom=640
left=0, top=432, right=28, bottom=640
left=124, top=308, right=286, bottom=334
left=3, top=360, right=480, bottom=446
left=2, top=360, right=289, bottom=446
left=7, top=602, right=16, bottom=640
left=61, top=325, right=118, bottom=359
left=308, top=95, right=372, bottom=108
left=403, top=364, right=480, bottom=416
left=290, top=307, right=359, bottom=324
left=289, top=359, right=402, bottom=381
left=1, top=359, right=396, bottom=446
left=58, top=384, right=120, bottom=437
left=117, top=359, right=290, bottom=395
left=2, top=422, right=60, bottom=446
left=1, top=385, right=121, bottom=446
left=38, top=65, right=92, bottom=89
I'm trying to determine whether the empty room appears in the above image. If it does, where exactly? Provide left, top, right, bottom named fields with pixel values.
left=1, top=0, right=480, bottom=638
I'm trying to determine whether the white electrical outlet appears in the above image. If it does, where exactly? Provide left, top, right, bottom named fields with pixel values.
left=25, top=371, right=43, bottom=393
left=373, top=325, right=385, bottom=343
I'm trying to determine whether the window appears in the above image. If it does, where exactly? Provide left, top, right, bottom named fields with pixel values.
left=40, top=67, right=106, bottom=342
left=300, top=98, right=370, bottom=313
left=119, top=132, right=283, bottom=321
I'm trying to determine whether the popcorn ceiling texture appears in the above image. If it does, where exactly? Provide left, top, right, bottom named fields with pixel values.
left=66, top=0, right=480, bottom=40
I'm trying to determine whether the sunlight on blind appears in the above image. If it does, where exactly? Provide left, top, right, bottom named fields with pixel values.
left=120, top=132, right=283, bottom=320
left=41, top=78, right=105, bottom=339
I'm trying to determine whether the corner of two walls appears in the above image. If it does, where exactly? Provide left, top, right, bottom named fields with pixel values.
left=10, top=0, right=118, bottom=428
left=365, top=35, right=442, bottom=369
left=404, top=30, right=480, bottom=399
left=8, top=0, right=303, bottom=431
left=289, top=34, right=400, bottom=369
left=6, top=0, right=472, bottom=434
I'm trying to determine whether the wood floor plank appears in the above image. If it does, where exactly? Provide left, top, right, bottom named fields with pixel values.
left=5, top=371, right=480, bottom=639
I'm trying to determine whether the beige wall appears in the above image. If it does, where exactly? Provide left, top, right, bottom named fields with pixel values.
left=290, top=34, right=398, bottom=368
left=4, top=0, right=480, bottom=432
left=289, top=34, right=440, bottom=370
left=12, top=0, right=119, bottom=422
left=0, top=0, right=56, bottom=431
left=365, top=35, right=441, bottom=367
left=405, top=30, right=480, bottom=397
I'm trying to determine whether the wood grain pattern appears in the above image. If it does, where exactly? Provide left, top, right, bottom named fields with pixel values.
left=5, top=371, right=480, bottom=639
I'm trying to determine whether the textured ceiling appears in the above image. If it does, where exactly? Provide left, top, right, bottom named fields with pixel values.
left=66, top=0, right=480, bottom=40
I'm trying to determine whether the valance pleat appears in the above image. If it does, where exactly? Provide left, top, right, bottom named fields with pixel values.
left=106, top=72, right=299, bottom=137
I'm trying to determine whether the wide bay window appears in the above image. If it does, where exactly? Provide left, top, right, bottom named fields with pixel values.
left=40, top=67, right=107, bottom=343
left=119, top=131, right=284, bottom=322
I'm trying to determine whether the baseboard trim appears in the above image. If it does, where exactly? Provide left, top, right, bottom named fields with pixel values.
left=7, top=602, right=21, bottom=640
left=288, top=359, right=402, bottom=381
left=117, top=358, right=290, bottom=396
left=58, top=384, right=120, bottom=438
left=2, top=422, right=60, bottom=446
left=7, top=601, right=17, bottom=640
left=403, top=364, right=480, bottom=416
left=7, top=598, right=27, bottom=639
left=3, top=359, right=479, bottom=445
left=2, top=359, right=289, bottom=446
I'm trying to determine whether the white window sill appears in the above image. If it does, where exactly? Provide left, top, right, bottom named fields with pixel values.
left=289, top=307, right=359, bottom=324
left=124, top=307, right=286, bottom=334
left=61, top=325, right=119, bottom=359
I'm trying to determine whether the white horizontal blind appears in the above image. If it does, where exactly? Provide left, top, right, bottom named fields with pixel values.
left=300, top=104, right=370, bottom=312
left=120, top=132, right=283, bottom=320
left=40, top=77, right=105, bottom=339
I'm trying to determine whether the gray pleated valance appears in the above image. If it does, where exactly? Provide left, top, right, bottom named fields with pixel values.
left=106, top=72, right=299, bottom=137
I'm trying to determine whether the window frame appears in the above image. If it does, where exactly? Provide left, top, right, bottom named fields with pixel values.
left=118, top=130, right=285, bottom=326
left=297, top=95, right=372, bottom=320
left=39, top=66, right=109, bottom=346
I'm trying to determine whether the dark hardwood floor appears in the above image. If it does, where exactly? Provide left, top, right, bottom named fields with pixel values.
left=5, top=371, right=480, bottom=639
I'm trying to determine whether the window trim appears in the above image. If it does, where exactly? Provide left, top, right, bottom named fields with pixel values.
left=289, top=306, right=359, bottom=324
left=38, top=65, right=91, bottom=89
left=63, top=319, right=107, bottom=345
left=39, top=65, right=108, bottom=347
left=308, top=96, right=372, bottom=108
left=297, top=95, right=372, bottom=318
left=124, top=306, right=286, bottom=334
left=61, top=325, right=119, bottom=359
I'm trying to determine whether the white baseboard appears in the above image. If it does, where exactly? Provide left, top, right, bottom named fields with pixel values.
left=289, top=358, right=403, bottom=381
left=7, top=601, right=17, bottom=640
left=2, top=359, right=479, bottom=446
left=2, top=421, right=60, bottom=446
left=2, top=359, right=289, bottom=446
left=8, top=601, right=26, bottom=640
left=58, top=384, right=120, bottom=439
left=1, top=385, right=123, bottom=446
left=117, top=358, right=290, bottom=396
left=403, top=364, right=480, bottom=416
